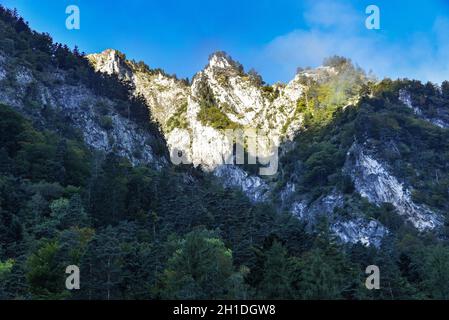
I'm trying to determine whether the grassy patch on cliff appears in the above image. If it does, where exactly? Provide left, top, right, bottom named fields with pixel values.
left=197, top=103, right=241, bottom=130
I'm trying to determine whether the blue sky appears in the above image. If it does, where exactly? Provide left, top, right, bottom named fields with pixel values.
left=2, top=0, right=449, bottom=83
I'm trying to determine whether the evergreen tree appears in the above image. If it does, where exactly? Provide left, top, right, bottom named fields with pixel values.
left=80, top=226, right=123, bottom=300
left=422, top=245, right=449, bottom=299
left=258, top=240, right=292, bottom=299
left=26, top=241, right=67, bottom=299
left=160, top=228, right=242, bottom=299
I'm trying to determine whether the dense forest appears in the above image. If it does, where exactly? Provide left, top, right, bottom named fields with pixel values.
left=1, top=5, right=449, bottom=300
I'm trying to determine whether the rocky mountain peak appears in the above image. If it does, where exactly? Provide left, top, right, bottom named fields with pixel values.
left=88, top=49, right=132, bottom=80
left=296, top=66, right=338, bottom=84
left=206, top=51, right=243, bottom=73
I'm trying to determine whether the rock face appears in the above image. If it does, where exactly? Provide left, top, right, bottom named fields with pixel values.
left=0, top=50, right=166, bottom=168
left=331, top=219, right=387, bottom=247
left=399, top=89, right=449, bottom=128
left=87, top=49, right=133, bottom=80
left=88, top=50, right=305, bottom=169
left=213, top=165, right=270, bottom=202
left=89, top=49, right=190, bottom=127
left=288, top=190, right=389, bottom=248
left=345, top=143, right=442, bottom=231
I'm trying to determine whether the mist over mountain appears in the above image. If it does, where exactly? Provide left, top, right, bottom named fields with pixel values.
left=2, top=6, right=449, bottom=300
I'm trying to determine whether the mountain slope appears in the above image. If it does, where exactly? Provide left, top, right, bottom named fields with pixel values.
left=2, top=5, right=449, bottom=300
left=0, top=18, right=167, bottom=167
left=88, top=48, right=449, bottom=246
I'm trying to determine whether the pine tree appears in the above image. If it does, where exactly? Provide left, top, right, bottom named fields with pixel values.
left=160, top=228, right=242, bottom=299
left=80, top=226, right=124, bottom=300
left=258, top=240, right=292, bottom=299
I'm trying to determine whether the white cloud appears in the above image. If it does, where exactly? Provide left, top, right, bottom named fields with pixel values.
left=303, top=0, right=361, bottom=30
left=257, top=0, right=449, bottom=84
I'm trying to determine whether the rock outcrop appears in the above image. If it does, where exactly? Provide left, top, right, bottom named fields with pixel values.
left=87, top=49, right=447, bottom=246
